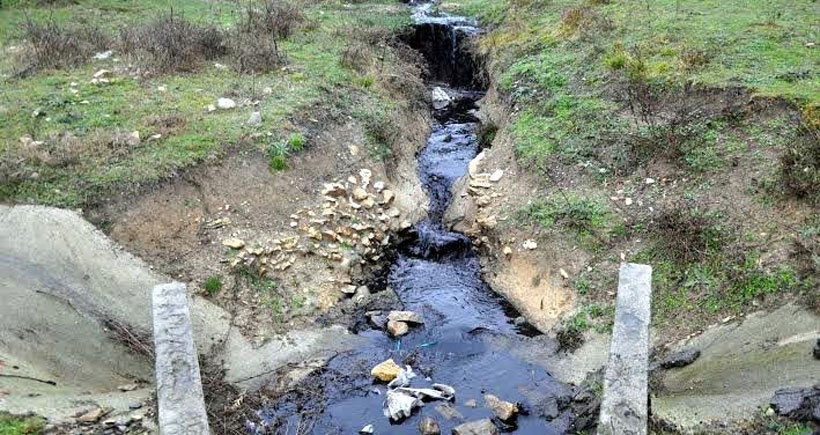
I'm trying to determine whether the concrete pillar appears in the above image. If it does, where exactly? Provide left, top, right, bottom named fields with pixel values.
left=598, top=263, right=652, bottom=435
left=152, top=282, right=210, bottom=435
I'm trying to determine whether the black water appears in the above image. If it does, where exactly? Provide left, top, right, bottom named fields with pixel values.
left=254, top=5, right=577, bottom=434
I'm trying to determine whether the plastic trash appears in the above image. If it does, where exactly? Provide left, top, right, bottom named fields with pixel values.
left=360, top=423, right=374, bottom=434
left=387, top=365, right=416, bottom=389
left=384, top=389, right=422, bottom=421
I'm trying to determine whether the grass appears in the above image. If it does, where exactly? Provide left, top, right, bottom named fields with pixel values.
left=0, top=414, right=43, bottom=435
left=521, top=194, right=610, bottom=232
left=204, top=274, right=222, bottom=296
left=0, top=0, right=413, bottom=207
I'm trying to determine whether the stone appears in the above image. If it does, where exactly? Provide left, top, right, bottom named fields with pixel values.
left=770, top=386, right=820, bottom=417
left=77, top=408, right=106, bottom=423
left=118, top=383, right=138, bottom=392
left=489, top=169, right=503, bottom=182
left=419, top=416, right=441, bottom=435
left=369, top=312, right=388, bottom=329
left=598, top=263, right=652, bottom=435
left=322, top=183, right=347, bottom=197
left=216, top=98, right=236, bottom=110
left=387, top=320, right=410, bottom=337
left=247, top=111, right=261, bottom=127
left=359, top=169, right=372, bottom=187
left=624, top=197, right=633, bottom=206
left=93, top=50, right=113, bottom=60
left=360, top=424, right=374, bottom=434
left=354, top=285, right=371, bottom=299
left=468, top=151, right=486, bottom=177
left=341, top=285, right=357, bottom=295
left=464, top=399, right=478, bottom=408
left=381, top=189, right=395, bottom=205
left=503, top=246, right=512, bottom=256
left=388, top=310, right=424, bottom=324
left=660, top=348, right=701, bottom=369
left=371, top=358, right=402, bottom=382
left=93, top=69, right=111, bottom=78
left=435, top=402, right=464, bottom=421
left=353, top=187, right=369, bottom=201
left=484, top=394, right=518, bottom=421
left=152, top=283, right=210, bottom=435
left=432, top=87, right=451, bottom=110
left=814, top=338, right=820, bottom=360
left=222, top=238, right=245, bottom=249
left=373, top=181, right=385, bottom=192
left=522, top=240, right=537, bottom=250
left=452, top=419, right=498, bottom=435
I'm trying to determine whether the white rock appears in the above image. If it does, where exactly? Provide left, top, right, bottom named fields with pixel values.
left=522, top=240, right=537, bottom=250
left=645, top=178, right=656, bottom=184
left=489, top=169, right=504, bottom=182
left=624, top=198, right=633, bottom=206
left=432, top=86, right=452, bottom=110
left=360, top=424, right=374, bottom=434
left=92, top=69, right=110, bottom=78
left=468, top=151, right=486, bottom=177
left=93, top=50, right=113, bottom=60
left=216, top=98, right=237, bottom=110
left=263, top=87, right=273, bottom=95
left=247, top=111, right=262, bottom=127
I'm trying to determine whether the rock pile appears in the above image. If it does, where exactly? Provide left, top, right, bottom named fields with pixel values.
left=222, top=168, right=411, bottom=295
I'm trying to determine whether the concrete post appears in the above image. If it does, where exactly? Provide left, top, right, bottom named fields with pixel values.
left=598, top=263, right=652, bottom=435
left=152, top=283, right=210, bottom=435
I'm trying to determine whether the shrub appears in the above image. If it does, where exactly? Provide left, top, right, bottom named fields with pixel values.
left=287, top=132, right=306, bottom=151
left=238, top=0, right=305, bottom=39
left=476, top=122, right=498, bottom=148
left=119, top=10, right=227, bottom=73
left=780, top=125, right=820, bottom=205
left=228, top=31, right=284, bottom=74
left=204, top=275, right=222, bottom=296
left=18, top=17, right=110, bottom=74
left=653, top=205, right=725, bottom=264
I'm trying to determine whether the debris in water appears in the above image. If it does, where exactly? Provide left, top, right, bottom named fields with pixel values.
left=395, top=384, right=455, bottom=401
left=371, top=359, right=402, bottom=382
left=387, top=365, right=416, bottom=389
left=383, top=389, right=422, bottom=421
left=359, top=423, right=374, bottom=434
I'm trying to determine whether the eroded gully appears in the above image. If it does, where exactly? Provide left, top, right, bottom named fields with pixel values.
left=256, top=4, right=581, bottom=434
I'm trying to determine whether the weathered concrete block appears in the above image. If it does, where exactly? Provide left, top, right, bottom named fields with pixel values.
left=598, top=263, right=652, bottom=435
left=152, top=282, right=210, bottom=435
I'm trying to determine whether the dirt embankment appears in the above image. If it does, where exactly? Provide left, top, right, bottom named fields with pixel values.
left=94, top=103, right=431, bottom=342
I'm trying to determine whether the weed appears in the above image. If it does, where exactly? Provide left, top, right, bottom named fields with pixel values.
left=287, top=132, right=306, bottom=151
left=476, top=121, right=498, bottom=149
left=204, top=275, right=222, bottom=296
left=229, top=31, right=284, bottom=74
left=269, top=155, right=288, bottom=171
left=291, top=294, right=306, bottom=309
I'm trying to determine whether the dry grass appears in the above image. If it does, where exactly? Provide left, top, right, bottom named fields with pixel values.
left=238, top=0, right=306, bottom=39
left=780, top=125, right=820, bottom=205
left=16, top=16, right=110, bottom=75
left=119, top=10, right=227, bottom=73
left=653, top=204, right=724, bottom=264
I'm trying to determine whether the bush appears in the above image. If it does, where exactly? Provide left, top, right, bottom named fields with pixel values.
left=228, top=31, right=284, bottom=74
left=269, top=155, right=288, bottom=171
left=238, top=0, right=305, bottom=39
left=780, top=125, right=820, bottom=205
left=119, top=10, right=227, bottom=73
left=18, top=17, right=110, bottom=74
left=653, top=205, right=725, bottom=264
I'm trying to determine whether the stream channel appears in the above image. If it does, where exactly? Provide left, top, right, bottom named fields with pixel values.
left=256, top=3, right=584, bottom=434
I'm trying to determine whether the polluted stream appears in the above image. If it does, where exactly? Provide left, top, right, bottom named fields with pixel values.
left=254, top=4, right=586, bottom=434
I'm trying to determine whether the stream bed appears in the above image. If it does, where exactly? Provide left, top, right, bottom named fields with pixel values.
left=255, top=4, right=585, bottom=434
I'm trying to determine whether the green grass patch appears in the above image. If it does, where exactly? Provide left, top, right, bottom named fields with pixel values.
left=203, top=274, right=222, bottom=296
left=0, top=414, right=44, bottom=435
left=521, top=194, right=610, bottom=231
